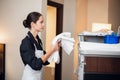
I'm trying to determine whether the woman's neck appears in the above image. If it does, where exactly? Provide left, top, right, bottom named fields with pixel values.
left=30, top=30, right=38, bottom=39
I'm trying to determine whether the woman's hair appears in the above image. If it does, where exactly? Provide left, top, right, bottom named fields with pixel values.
left=23, top=12, right=42, bottom=28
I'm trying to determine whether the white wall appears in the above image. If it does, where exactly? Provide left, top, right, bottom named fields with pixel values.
left=62, top=0, right=75, bottom=80
left=0, top=0, right=43, bottom=80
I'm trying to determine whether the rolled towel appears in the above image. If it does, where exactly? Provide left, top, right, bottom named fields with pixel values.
left=48, top=32, right=75, bottom=64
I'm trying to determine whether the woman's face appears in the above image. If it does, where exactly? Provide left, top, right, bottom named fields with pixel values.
left=32, top=16, right=45, bottom=32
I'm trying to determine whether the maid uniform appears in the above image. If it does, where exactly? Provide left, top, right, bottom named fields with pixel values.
left=20, top=31, right=49, bottom=80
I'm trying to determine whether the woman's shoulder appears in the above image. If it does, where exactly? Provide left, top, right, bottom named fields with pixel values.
left=20, top=36, right=34, bottom=50
left=20, top=36, right=34, bottom=47
left=21, top=36, right=30, bottom=43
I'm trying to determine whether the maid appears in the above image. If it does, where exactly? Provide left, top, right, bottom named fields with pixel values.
left=20, top=12, right=60, bottom=80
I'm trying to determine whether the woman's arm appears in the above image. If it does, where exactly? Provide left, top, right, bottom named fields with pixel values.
left=41, top=40, right=61, bottom=63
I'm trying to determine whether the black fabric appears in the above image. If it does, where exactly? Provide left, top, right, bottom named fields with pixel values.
left=20, top=31, right=49, bottom=70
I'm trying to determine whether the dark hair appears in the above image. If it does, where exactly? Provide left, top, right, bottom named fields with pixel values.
left=23, top=12, right=42, bottom=28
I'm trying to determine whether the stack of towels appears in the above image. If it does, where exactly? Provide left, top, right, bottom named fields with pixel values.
left=48, top=32, right=75, bottom=64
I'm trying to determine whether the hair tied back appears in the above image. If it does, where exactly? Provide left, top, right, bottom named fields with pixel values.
left=23, top=19, right=29, bottom=28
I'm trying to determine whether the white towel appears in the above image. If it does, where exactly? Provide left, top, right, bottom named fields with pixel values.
left=48, top=32, right=75, bottom=64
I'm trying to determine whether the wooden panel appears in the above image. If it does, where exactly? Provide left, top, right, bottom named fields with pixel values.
left=85, top=57, right=120, bottom=73
left=112, top=58, right=120, bottom=73
left=85, top=57, right=98, bottom=72
left=97, top=57, right=112, bottom=73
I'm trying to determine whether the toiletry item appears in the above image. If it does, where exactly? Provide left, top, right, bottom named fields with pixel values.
left=117, top=26, right=120, bottom=36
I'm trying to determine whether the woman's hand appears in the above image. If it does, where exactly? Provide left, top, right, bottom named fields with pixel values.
left=51, top=39, right=61, bottom=53
left=41, top=39, right=61, bottom=63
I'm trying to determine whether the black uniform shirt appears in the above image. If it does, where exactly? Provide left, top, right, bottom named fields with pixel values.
left=20, top=31, right=49, bottom=70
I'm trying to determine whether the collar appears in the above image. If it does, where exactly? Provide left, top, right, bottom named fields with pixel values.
left=27, top=31, right=43, bottom=50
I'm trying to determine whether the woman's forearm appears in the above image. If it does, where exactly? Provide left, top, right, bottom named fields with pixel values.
left=41, top=49, right=54, bottom=63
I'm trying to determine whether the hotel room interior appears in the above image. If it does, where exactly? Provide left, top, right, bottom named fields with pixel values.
left=0, top=0, right=120, bottom=80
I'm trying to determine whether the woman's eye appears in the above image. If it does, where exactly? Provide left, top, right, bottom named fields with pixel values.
left=40, top=21, right=43, bottom=24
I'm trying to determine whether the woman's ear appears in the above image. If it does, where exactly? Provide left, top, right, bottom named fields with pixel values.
left=31, top=22, right=35, bottom=28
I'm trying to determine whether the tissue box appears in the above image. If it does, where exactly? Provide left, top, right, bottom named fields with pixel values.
left=104, top=35, right=119, bottom=44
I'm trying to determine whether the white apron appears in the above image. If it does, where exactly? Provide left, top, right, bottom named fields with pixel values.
left=22, top=44, right=44, bottom=80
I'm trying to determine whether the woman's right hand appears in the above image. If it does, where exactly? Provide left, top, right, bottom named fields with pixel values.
left=51, top=40, right=61, bottom=53
left=41, top=40, right=61, bottom=63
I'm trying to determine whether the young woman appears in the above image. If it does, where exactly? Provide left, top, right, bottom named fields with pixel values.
left=20, top=12, right=60, bottom=80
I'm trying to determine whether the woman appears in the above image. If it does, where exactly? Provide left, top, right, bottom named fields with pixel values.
left=20, top=12, right=60, bottom=80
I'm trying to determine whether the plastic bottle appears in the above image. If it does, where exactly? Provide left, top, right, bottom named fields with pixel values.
left=117, top=26, right=120, bottom=36
left=117, top=26, right=120, bottom=43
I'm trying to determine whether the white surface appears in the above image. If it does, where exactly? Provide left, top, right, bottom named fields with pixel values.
left=79, top=42, right=120, bottom=57
left=78, top=42, right=120, bottom=80
left=92, top=23, right=111, bottom=32
left=79, top=31, right=113, bottom=36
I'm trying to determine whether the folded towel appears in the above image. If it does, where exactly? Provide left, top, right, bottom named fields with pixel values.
left=48, top=32, right=75, bottom=64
